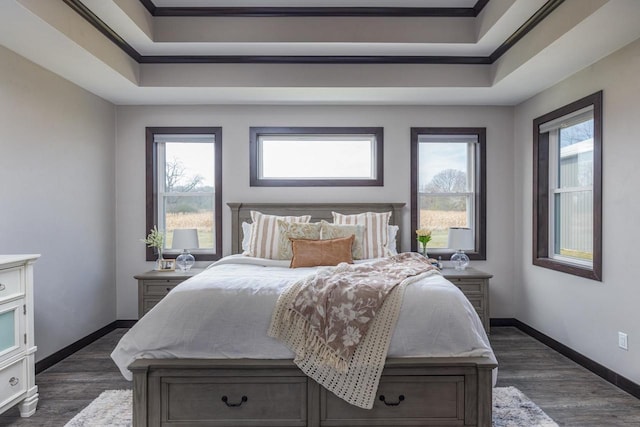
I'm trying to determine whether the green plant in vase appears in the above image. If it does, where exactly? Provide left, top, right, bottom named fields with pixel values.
left=141, top=226, right=165, bottom=269
left=415, top=228, right=432, bottom=257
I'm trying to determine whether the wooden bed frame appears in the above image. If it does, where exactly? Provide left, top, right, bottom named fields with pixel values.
left=129, top=202, right=496, bottom=427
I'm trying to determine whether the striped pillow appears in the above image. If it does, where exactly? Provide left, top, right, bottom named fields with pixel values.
left=332, top=211, right=392, bottom=259
left=247, top=211, right=311, bottom=259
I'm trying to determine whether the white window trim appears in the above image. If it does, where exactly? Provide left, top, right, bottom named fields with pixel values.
left=418, top=140, right=477, bottom=252
left=257, top=134, right=377, bottom=180
left=547, top=121, right=594, bottom=267
left=155, top=140, right=216, bottom=255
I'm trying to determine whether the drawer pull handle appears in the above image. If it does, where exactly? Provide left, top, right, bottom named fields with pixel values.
left=166, top=287, right=172, bottom=292
left=0, top=284, right=5, bottom=291
left=379, top=394, right=404, bottom=406
left=9, top=377, right=19, bottom=387
left=222, top=395, right=248, bottom=407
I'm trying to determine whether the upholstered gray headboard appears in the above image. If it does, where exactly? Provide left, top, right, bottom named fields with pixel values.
left=228, top=202, right=405, bottom=255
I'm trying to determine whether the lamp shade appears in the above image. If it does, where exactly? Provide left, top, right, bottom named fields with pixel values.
left=448, top=227, right=474, bottom=250
left=172, top=229, right=199, bottom=250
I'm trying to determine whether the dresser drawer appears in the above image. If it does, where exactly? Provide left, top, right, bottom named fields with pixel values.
left=0, top=358, right=27, bottom=408
left=0, top=268, right=23, bottom=303
left=450, top=280, right=484, bottom=295
left=142, top=298, right=163, bottom=315
left=321, top=375, right=464, bottom=426
left=142, top=281, right=181, bottom=296
left=0, top=300, right=26, bottom=360
left=162, top=376, right=307, bottom=426
left=466, top=295, right=485, bottom=311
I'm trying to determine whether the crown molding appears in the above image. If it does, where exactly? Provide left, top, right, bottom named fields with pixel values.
left=64, top=0, right=562, bottom=65
left=139, top=0, right=489, bottom=17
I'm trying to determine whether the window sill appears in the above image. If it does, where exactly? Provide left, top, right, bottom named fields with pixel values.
left=533, top=257, right=601, bottom=281
left=416, top=249, right=486, bottom=261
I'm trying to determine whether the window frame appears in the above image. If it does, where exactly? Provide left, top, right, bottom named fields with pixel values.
left=532, top=91, right=602, bottom=280
left=145, top=127, right=222, bottom=262
left=249, top=127, right=383, bottom=187
left=410, top=127, right=487, bottom=260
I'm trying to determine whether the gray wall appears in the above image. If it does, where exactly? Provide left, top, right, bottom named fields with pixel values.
left=115, top=105, right=515, bottom=319
left=0, top=46, right=117, bottom=362
left=513, top=38, right=640, bottom=384
left=8, top=29, right=638, bottom=387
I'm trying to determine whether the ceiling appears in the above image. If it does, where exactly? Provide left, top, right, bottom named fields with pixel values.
left=1, top=0, right=639, bottom=105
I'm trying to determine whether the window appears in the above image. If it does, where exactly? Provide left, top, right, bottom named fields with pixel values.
left=411, top=128, right=486, bottom=259
left=146, top=127, right=222, bottom=261
left=533, top=91, right=602, bottom=280
left=250, top=127, right=383, bottom=186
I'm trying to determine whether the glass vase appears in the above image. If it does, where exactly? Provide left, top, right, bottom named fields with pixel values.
left=419, top=242, right=428, bottom=258
left=155, top=249, right=163, bottom=271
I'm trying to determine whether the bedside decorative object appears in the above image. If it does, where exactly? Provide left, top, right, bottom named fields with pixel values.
left=448, top=227, right=473, bottom=270
left=415, top=228, right=432, bottom=257
left=172, top=229, right=199, bottom=272
left=141, top=226, right=165, bottom=270
left=157, top=259, right=176, bottom=272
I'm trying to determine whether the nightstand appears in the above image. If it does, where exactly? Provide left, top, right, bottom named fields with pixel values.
left=441, top=267, right=492, bottom=334
left=135, top=268, right=204, bottom=319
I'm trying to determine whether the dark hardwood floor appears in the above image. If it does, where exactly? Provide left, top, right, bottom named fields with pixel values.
left=0, top=326, right=638, bottom=426
left=0, top=329, right=130, bottom=426
left=492, top=327, right=640, bottom=426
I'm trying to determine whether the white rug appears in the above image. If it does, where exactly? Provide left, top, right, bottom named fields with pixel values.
left=493, top=386, right=558, bottom=427
left=65, top=386, right=558, bottom=427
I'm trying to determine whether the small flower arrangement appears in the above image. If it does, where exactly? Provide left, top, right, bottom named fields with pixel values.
left=141, top=226, right=164, bottom=254
left=415, top=228, right=432, bottom=255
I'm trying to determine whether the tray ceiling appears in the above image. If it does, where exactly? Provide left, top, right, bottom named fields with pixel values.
left=0, top=0, right=639, bottom=105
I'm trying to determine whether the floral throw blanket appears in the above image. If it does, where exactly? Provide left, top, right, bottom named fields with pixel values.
left=268, top=252, right=439, bottom=408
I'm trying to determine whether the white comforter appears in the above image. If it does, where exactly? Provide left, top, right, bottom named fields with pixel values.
left=112, top=255, right=496, bottom=381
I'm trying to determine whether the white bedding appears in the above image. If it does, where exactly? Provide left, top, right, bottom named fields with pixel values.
left=111, top=254, right=496, bottom=381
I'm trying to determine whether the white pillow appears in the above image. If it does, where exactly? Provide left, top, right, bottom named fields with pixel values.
left=241, top=222, right=252, bottom=252
left=332, top=211, right=392, bottom=259
left=387, top=225, right=399, bottom=255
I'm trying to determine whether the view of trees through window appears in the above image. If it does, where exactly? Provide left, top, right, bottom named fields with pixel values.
left=417, top=140, right=474, bottom=248
left=161, top=141, right=215, bottom=251
left=146, top=127, right=222, bottom=261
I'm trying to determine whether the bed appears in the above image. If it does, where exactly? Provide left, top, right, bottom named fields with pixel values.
left=116, top=202, right=497, bottom=426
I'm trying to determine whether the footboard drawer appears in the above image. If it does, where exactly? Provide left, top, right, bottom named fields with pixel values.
left=320, top=375, right=465, bottom=426
left=160, top=376, right=307, bottom=426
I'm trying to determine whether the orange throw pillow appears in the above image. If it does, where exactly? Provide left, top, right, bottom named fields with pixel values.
left=290, top=235, right=355, bottom=268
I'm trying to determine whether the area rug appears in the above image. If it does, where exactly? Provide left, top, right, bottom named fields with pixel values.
left=493, top=386, right=558, bottom=427
left=65, top=386, right=558, bottom=427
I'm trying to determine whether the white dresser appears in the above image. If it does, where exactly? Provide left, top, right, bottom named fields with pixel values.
left=0, top=255, right=39, bottom=417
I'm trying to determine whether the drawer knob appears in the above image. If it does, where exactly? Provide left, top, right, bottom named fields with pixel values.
left=379, top=394, right=404, bottom=406
left=9, top=377, right=19, bottom=387
left=0, top=284, right=5, bottom=291
left=221, top=395, right=248, bottom=407
left=166, top=287, right=172, bottom=292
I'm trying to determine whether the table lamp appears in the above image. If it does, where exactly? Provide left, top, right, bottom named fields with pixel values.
left=172, top=228, right=199, bottom=271
left=448, top=227, right=474, bottom=270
